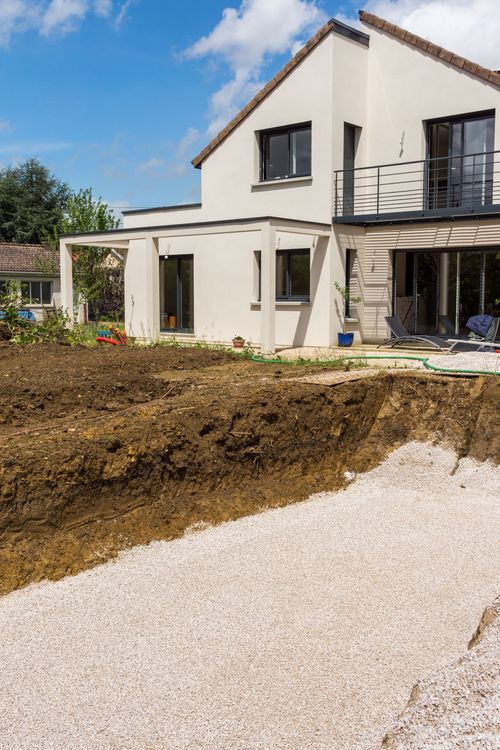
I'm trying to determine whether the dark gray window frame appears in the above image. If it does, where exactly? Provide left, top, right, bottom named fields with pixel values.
left=160, top=255, right=194, bottom=333
left=260, top=122, right=312, bottom=182
left=255, top=248, right=311, bottom=301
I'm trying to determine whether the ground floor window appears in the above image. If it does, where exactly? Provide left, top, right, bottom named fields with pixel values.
left=21, top=280, right=52, bottom=305
left=160, top=256, right=193, bottom=332
left=394, top=248, right=499, bottom=335
left=0, top=279, right=52, bottom=305
left=255, top=249, right=310, bottom=301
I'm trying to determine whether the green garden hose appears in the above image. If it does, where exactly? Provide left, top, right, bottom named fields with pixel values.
left=250, top=353, right=499, bottom=376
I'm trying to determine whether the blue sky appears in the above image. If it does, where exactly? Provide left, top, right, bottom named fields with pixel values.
left=0, top=0, right=497, bottom=213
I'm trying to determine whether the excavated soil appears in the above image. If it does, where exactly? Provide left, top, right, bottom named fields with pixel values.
left=0, top=343, right=498, bottom=596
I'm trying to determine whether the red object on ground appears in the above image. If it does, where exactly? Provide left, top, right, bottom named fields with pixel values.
left=95, top=336, right=121, bottom=345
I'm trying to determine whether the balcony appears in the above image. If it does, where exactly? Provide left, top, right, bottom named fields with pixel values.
left=333, top=150, right=500, bottom=225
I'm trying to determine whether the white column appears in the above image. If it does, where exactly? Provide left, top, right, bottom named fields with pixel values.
left=124, top=236, right=160, bottom=341
left=59, top=240, right=74, bottom=324
left=260, top=222, right=276, bottom=354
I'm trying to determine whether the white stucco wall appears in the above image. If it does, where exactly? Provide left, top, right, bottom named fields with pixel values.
left=154, top=230, right=333, bottom=348
left=363, top=24, right=500, bottom=166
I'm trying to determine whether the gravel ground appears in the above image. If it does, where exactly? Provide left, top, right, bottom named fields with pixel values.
left=0, top=442, right=499, bottom=750
left=381, top=596, right=500, bottom=750
left=427, top=351, right=500, bottom=374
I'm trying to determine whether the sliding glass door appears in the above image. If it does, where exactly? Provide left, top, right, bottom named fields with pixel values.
left=394, top=248, right=499, bottom=335
left=427, top=112, right=494, bottom=210
left=160, top=256, right=193, bottom=332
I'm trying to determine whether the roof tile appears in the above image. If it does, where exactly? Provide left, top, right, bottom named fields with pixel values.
left=0, top=243, right=59, bottom=274
left=360, top=10, right=500, bottom=88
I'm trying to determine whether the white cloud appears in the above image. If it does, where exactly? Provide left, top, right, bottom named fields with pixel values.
left=185, top=0, right=328, bottom=135
left=41, top=0, right=90, bottom=36
left=114, top=0, right=134, bottom=29
left=136, top=128, right=203, bottom=178
left=0, top=0, right=41, bottom=46
left=350, top=0, right=500, bottom=71
left=136, top=156, right=166, bottom=175
left=0, top=118, right=13, bottom=134
left=0, top=0, right=132, bottom=46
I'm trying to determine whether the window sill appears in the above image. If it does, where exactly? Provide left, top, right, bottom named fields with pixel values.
left=250, top=300, right=311, bottom=308
left=251, top=176, right=312, bottom=189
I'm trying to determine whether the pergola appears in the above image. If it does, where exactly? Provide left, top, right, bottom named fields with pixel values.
left=60, top=216, right=331, bottom=353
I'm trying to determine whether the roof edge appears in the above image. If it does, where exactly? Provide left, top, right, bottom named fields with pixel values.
left=191, top=18, right=369, bottom=169
left=60, top=215, right=332, bottom=239
left=123, top=202, right=201, bottom=216
left=359, top=10, right=500, bottom=88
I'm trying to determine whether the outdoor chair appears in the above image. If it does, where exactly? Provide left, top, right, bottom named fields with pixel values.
left=379, top=316, right=451, bottom=350
left=448, top=317, right=499, bottom=352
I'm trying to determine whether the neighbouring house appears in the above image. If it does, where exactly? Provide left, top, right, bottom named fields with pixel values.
left=0, top=243, right=60, bottom=321
left=60, top=11, right=500, bottom=352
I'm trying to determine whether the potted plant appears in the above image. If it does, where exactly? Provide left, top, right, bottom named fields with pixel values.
left=232, top=334, right=245, bottom=348
left=334, top=281, right=362, bottom=347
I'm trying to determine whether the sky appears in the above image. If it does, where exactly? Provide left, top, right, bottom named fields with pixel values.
left=1, top=0, right=499, bottom=214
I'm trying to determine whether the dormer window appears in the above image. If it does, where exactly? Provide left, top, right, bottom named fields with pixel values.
left=260, top=123, right=311, bottom=181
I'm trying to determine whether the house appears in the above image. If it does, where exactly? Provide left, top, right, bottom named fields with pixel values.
left=0, top=243, right=60, bottom=320
left=59, top=11, right=500, bottom=352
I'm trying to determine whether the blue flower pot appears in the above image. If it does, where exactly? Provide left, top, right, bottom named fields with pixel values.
left=338, top=332, right=354, bottom=347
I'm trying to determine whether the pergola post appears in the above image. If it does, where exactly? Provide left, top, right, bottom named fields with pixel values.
left=124, top=235, right=160, bottom=341
left=59, top=239, right=74, bottom=324
left=260, top=221, right=276, bottom=354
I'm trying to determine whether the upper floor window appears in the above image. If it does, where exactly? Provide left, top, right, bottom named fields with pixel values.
left=260, top=123, right=311, bottom=181
left=427, top=111, right=495, bottom=209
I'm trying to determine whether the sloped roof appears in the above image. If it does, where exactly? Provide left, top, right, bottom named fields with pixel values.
left=191, top=19, right=369, bottom=169
left=359, top=10, right=500, bottom=87
left=0, top=243, right=59, bottom=274
left=191, top=12, right=500, bottom=171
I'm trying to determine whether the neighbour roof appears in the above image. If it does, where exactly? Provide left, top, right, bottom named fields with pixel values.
left=191, top=19, right=369, bottom=169
left=359, top=10, right=500, bottom=88
left=0, top=243, right=59, bottom=274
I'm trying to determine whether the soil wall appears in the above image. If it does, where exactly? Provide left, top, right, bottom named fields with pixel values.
left=0, top=345, right=498, bottom=595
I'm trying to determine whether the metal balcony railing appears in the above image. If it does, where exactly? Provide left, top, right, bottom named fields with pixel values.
left=333, top=150, right=500, bottom=223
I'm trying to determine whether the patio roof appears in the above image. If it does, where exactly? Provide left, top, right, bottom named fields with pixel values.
left=60, top=216, right=332, bottom=248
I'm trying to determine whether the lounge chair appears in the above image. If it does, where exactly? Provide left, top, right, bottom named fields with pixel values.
left=379, top=316, right=451, bottom=350
left=448, top=317, right=499, bottom=352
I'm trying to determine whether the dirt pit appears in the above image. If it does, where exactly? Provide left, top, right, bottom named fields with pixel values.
left=0, top=343, right=498, bottom=596
left=0, top=442, right=498, bottom=750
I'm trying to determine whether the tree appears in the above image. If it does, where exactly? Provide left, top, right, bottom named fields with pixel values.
left=0, top=158, right=70, bottom=243
left=61, top=188, right=121, bottom=321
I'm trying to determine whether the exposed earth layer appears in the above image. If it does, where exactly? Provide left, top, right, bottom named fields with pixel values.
left=0, top=343, right=498, bottom=595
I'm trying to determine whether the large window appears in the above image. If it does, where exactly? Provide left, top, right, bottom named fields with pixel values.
left=260, top=123, right=311, bottom=181
left=427, top=111, right=495, bottom=209
left=256, top=250, right=310, bottom=301
left=160, top=256, right=193, bottom=332
left=20, top=280, right=52, bottom=305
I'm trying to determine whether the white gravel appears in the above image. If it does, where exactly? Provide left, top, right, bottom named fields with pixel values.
left=382, top=597, right=500, bottom=749
left=427, top=351, right=500, bottom=374
left=0, top=442, right=499, bottom=750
